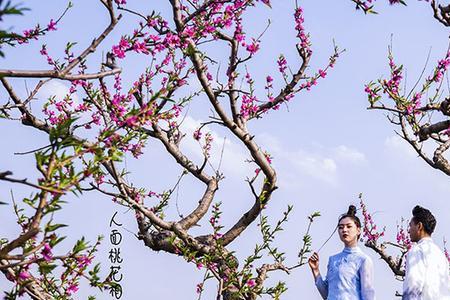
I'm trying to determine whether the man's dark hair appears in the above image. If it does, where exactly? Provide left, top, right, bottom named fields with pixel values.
left=412, top=205, right=436, bottom=235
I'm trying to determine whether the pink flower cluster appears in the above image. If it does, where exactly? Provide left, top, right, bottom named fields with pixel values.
left=39, top=45, right=56, bottom=68
left=277, top=55, right=287, bottom=77
left=66, top=283, right=79, bottom=296
left=41, top=243, right=53, bottom=261
left=246, top=279, right=256, bottom=287
left=17, top=18, right=58, bottom=45
left=364, top=83, right=380, bottom=101
left=18, top=270, right=31, bottom=281
left=47, top=19, right=57, bottom=31
left=360, top=199, right=385, bottom=242
left=428, top=51, right=450, bottom=83
left=396, top=220, right=411, bottom=249
left=246, top=38, right=260, bottom=55
left=193, top=128, right=202, bottom=141
left=240, top=94, right=259, bottom=120
left=294, top=7, right=312, bottom=56
left=406, top=92, right=422, bottom=115
left=385, top=56, right=403, bottom=97
left=112, top=37, right=130, bottom=59
left=18, top=26, right=41, bottom=44
left=299, top=51, right=339, bottom=92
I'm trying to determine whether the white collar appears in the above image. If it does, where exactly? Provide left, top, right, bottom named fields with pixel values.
left=417, top=237, right=433, bottom=244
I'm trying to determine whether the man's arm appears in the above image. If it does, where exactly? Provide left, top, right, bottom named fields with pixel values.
left=402, top=248, right=426, bottom=300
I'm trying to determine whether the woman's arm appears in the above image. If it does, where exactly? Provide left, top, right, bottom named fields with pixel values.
left=315, top=274, right=329, bottom=299
left=309, top=252, right=328, bottom=299
left=360, top=257, right=376, bottom=300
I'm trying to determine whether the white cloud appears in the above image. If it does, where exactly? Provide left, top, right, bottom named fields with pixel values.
left=289, top=151, right=338, bottom=186
left=257, top=133, right=367, bottom=187
left=172, top=124, right=367, bottom=187
left=36, top=80, right=80, bottom=104
left=333, top=145, right=367, bottom=165
left=384, top=135, right=416, bottom=157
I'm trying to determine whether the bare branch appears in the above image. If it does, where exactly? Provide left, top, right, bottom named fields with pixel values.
left=0, top=68, right=121, bottom=80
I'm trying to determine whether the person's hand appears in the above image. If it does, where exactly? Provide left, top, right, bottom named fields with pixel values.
left=308, top=252, right=320, bottom=279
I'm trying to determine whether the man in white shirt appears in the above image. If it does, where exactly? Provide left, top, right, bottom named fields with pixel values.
left=403, top=205, right=450, bottom=300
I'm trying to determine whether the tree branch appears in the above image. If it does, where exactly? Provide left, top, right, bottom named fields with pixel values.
left=0, top=68, right=121, bottom=80
left=365, top=240, right=405, bottom=277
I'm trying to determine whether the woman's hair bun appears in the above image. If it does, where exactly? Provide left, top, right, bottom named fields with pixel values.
left=347, top=205, right=357, bottom=216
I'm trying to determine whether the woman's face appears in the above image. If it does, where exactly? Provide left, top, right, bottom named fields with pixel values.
left=338, top=217, right=361, bottom=246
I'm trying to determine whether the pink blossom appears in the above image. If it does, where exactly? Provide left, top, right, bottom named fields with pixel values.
left=95, top=174, right=104, bottom=185
left=284, top=93, right=294, bottom=101
left=396, top=220, right=412, bottom=249
left=164, top=33, right=181, bottom=48
left=133, top=41, right=149, bottom=54
left=18, top=271, right=31, bottom=280
left=294, top=7, right=311, bottom=55
left=318, top=69, right=327, bottom=78
left=193, top=129, right=202, bottom=141
left=18, top=27, right=40, bottom=44
left=246, top=279, right=256, bottom=287
left=66, top=283, right=79, bottom=295
left=277, top=55, right=288, bottom=75
left=406, top=93, right=422, bottom=115
left=112, top=45, right=125, bottom=59
left=385, top=56, right=403, bottom=97
left=47, top=19, right=57, bottom=31
left=125, top=115, right=139, bottom=127
left=40, top=45, right=48, bottom=56
left=171, top=105, right=182, bottom=118
left=263, top=152, right=273, bottom=164
left=112, top=37, right=130, bottom=59
left=77, top=255, right=93, bottom=268
left=182, top=26, right=196, bottom=38
left=246, top=39, right=260, bottom=55
left=359, top=198, right=385, bottom=242
left=240, top=94, right=259, bottom=119
left=41, top=243, right=53, bottom=261
left=114, top=0, right=126, bottom=4
left=148, top=191, right=161, bottom=198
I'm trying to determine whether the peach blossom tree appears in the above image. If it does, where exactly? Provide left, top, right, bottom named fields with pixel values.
left=0, top=1, right=335, bottom=299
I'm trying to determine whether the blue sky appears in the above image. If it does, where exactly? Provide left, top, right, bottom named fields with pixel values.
left=1, top=0, right=449, bottom=299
